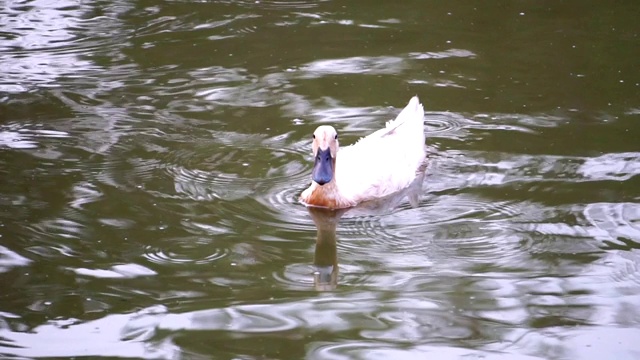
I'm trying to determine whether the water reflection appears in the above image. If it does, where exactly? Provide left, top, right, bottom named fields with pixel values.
left=1, top=0, right=640, bottom=358
left=307, top=171, right=426, bottom=290
left=308, top=207, right=341, bottom=290
left=0, top=0, right=130, bottom=94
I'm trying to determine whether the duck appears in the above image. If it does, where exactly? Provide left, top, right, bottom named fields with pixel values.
left=301, top=96, right=427, bottom=209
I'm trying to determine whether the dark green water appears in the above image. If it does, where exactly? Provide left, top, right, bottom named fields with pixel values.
left=1, top=1, right=639, bottom=359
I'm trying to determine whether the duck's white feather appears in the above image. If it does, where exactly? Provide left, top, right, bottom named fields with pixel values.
left=301, top=96, right=426, bottom=209
left=335, top=96, right=425, bottom=203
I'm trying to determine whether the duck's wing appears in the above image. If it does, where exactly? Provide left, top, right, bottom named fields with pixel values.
left=335, top=97, right=427, bottom=202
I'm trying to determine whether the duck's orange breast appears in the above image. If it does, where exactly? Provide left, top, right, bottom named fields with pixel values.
left=302, top=184, right=353, bottom=209
left=305, top=189, right=338, bottom=209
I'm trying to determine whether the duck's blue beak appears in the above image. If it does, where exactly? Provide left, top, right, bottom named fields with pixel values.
left=312, top=147, right=334, bottom=185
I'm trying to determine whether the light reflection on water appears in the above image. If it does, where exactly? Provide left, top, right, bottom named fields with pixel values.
left=1, top=0, right=640, bottom=359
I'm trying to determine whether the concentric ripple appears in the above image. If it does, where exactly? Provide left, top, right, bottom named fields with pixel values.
left=423, top=111, right=467, bottom=140
left=164, top=145, right=263, bottom=202
left=143, top=238, right=229, bottom=266
left=252, top=137, right=319, bottom=230
left=168, top=165, right=258, bottom=202
left=271, top=263, right=318, bottom=290
left=163, top=130, right=311, bottom=205
left=337, top=194, right=535, bottom=273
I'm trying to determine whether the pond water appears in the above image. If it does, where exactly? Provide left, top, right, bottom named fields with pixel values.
left=1, top=0, right=639, bottom=359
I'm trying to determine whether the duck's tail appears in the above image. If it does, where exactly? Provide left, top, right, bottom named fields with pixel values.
left=353, top=96, right=426, bottom=152
left=384, top=96, right=426, bottom=147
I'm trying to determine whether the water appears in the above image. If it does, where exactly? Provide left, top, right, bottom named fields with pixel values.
left=1, top=0, right=639, bottom=359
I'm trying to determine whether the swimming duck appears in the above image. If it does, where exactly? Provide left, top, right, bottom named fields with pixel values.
left=301, top=96, right=426, bottom=209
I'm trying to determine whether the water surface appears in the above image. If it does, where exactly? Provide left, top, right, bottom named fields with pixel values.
left=1, top=1, right=639, bottom=359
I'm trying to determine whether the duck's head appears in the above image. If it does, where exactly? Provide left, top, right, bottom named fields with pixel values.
left=311, top=125, right=338, bottom=186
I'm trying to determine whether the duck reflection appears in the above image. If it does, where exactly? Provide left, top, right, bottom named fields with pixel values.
left=306, top=170, right=426, bottom=291
left=307, top=206, right=346, bottom=290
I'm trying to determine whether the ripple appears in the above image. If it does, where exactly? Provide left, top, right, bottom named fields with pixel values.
left=341, top=215, right=399, bottom=244
left=0, top=0, right=131, bottom=93
left=165, top=129, right=305, bottom=174
left=307, top=342, right=545, bottom=360
left=337, top=194, right=533, bottom=272
left=606, top=251, right=640, bottom=288
left=0, top=306, right=174, bottom=358
left=149, top=127, right=318, bottom=247
left=163, top=134, right=268, bottom=202
left=169, top=166, right=257, bottom=202
left=584, top=202, right=640, bottom=248
left=214, top=0, right=329, bottom=10
left=578, top=152, right=640, bottom=182
left=68, top=181, right=103, bottom=211
left=562, top=248, right=640, bottom=329
left=27, top=218, right=86, bottom=241
left=271, top=255, right=372, bottom=290
left=360, top=313, right=476, bottom=345
left=310, top=103, right=384, bottom=135
left=429, top=230, right=527, bottom=265
left=0, top=245, right=31, bottom=273
left=272, top=263, right=317, bottom=290
left=409, top=48, right=477, bottom=60
left=263, top=180, right=307, bottom=208
left=426, top=149, right=640, bottom=197
left=241, top=137, right=314, bottom=227
left=424, top=112, right=464, bottom=136
left=83, top=149, right=167, bottom=194
left=69, top=263, right=157, bottom=279
left=143, top=239, right=229, bottom=266
left=257, top=188, right=316, bottom=235
left=192, top=67, right=294, bottom=108
left=298, top=56, right=405, bottom=78
left=0, top=123, right=70, bottom=149
left=426, top=112, right=546, bottom=144
left=420, top=195, right=523, bottom=225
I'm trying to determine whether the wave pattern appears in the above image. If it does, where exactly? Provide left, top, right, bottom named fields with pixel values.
left=1, top=0, right=639, bottom=359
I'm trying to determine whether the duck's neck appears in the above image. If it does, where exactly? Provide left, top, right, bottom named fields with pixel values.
left=301, top=180, right=354, bottom=209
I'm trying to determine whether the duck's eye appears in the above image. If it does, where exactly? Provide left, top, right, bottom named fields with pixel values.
left=334, top=134, right=338, bottom=140
left=312, top=134, right=316, bottom=139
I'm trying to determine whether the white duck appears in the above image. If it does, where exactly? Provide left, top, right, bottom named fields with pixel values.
left=301, top=96, right=426, bottom=209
